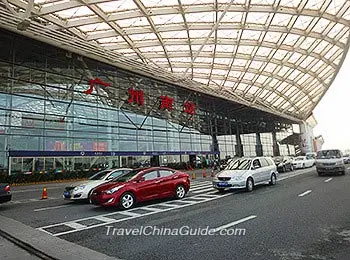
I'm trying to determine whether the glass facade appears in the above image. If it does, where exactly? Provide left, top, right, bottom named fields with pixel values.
left=0, top=29, right=296, bottom=174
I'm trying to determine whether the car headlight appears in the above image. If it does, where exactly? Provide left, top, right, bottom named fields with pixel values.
left=232, top=176, right=243, bottom=181
left=74, top=185, right=86, bottom=191
left=105, top=185, right=124, bottom=194
left=336, top=161, right=343, bottom=165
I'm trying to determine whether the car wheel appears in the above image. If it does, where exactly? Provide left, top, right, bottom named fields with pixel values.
left=119, top=192, right=135, bottom=210
left=87, top=189, right=93, bottom=201
left=290, top=165, right=294, bottom=171
left=217, top=188, right=225, bottom=193
left=340, top=171, right=346, bottom=175
left=246, top=177, right=254, bottom=192
left=269, top=173, right=277, bottom=185
left=317, top=171, right=322, bottom=176
left=175, top=185, right=186, bottom=199
left=302, top=164, right=305, bottom=169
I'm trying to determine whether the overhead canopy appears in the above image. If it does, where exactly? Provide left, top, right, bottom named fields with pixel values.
left=0, top=0, right=349, bottom=122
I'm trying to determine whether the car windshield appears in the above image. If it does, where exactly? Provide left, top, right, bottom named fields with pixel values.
left=112, top=168, right=143, bottom=182
left=226, top=158, right=252, bottom=170
left=88, top=170, right=112, bottom=180
left=317, top=150, right=342, bottom=159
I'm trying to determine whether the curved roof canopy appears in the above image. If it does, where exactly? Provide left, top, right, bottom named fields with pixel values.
left=1, top=0, right=350, bottom=121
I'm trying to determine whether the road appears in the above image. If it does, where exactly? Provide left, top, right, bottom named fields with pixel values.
left=1, top=167, right=350, bottom=260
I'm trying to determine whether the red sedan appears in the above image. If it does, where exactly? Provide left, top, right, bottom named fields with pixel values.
left=90, top=167, right=190, bottom=209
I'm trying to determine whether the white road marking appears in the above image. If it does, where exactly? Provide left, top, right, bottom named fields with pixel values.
left=190, top=185, right=213, bottom=192
left=298, top=190, right=312, bottom=197
left=140, top=207, right=163, bottom=212
left=37, top=192, right=232, bottom=237
left=195, top=194, right=220, bottom=198
left=117, top=211, right=141, bottom=217
left=94, top=216, right=116, bottom=223
left=324, top=178, right=333, bottom=183
left=36, top=169, right=315, bottom=237
left=190, top=182, right=212, bottom=187
left=213, top=215, right=257, bottom=233
left=192, top=187, right=215, bottom=194
left=65, top=222, right=86, bottom=230
left=34, top=205, right=71, bottom=212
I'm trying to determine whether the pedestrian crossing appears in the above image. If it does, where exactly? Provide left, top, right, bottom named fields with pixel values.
left=189, top=180, right=214, bottom=193
left=36, top=180, right=227, bottom=237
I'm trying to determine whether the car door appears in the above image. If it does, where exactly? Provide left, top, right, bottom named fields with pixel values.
left=251, top=159, right=264, bottom=183
left=259, top=158, right=271, bottom=182
left=158, top=169, right=176, bottom=197
left=136, top=170, right=161, bottom=201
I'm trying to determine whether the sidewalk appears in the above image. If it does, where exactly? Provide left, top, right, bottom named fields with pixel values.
left=0, top=236, right=40, bottom=260
left=0, top=215, right=123, bottom=260
left=185, top=168, right=218, bottom=179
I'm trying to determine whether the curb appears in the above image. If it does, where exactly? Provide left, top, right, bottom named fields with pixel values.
left=0, top=215, right=123, bottom=260
left=10, top=178, right=88, bottom=186
left=0, top=230, right=56, bottom=260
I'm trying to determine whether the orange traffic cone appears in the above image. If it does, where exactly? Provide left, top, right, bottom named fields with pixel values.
left=41, top=187, right=48, bottom=199
left=192, top=172, right=196, bottom=180
left=202, top=170, right=207, bottom=178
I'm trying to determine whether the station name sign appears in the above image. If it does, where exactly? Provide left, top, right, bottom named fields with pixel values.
left=84, top=78, right=196, bottom=115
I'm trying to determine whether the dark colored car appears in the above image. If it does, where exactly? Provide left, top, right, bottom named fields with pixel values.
left=0, top=183, right=12, bottom=203
left=90, top=167, right=190, bottom=209
left=273, top=156, right=294, bottom=172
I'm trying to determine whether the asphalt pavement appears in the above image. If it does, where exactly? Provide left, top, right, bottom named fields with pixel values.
left=1, top=166, right=350, bottom=260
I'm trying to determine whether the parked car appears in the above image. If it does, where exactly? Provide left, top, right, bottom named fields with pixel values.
left=89, top=167, right=190, bottom=209
left=273, top=156, right=294, bottom=172
left=212, top=157, right=278, bottom=192
left=0, top=183, right=11, bottom=204
left=343, top=154, right=350, bottom=164
left=63, top=168, right=132, bottom=200
left=292, top=156, right=315, bottom=169
left=219, top=157, right=237, bottom=170
left=316, top=149, right=345, bottom=176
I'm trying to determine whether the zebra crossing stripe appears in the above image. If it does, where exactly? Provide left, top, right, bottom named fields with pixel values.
left=36, top=190, right=230, bottom=237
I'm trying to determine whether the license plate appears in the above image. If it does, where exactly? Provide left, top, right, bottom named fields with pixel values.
left=218, top=181, right=228, bottom=187
left=63, top=191, right=71, bottom=198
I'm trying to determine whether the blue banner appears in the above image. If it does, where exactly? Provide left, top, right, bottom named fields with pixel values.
left=9, top=150, right=220, bottom=157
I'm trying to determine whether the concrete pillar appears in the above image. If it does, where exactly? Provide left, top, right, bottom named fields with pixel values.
left=235, top=131, right=244, bottom=157
left=299, top=122, right=314, bottom=154
left=255, top=133, right=263, bottom=156
left=272, top=132, right=280, bottom=156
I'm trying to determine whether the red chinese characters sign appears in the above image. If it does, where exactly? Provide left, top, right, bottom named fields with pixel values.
left=125, top=87, right=196, bottom=115
left=159, top=95, right=174, bottom=111
left=84, top=78, right=111, bottom=95
left=184, top=101, right=196, bottom=115
left=128, top=88, right=144, bottom=106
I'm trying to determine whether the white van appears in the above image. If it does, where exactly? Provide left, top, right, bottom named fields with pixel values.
left=315, top=149, right=345, bottom=176
left=212, top=157, right=278, bottom=192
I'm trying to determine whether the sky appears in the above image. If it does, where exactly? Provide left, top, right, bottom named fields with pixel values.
left=313, top=49, right=350, bottom=151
